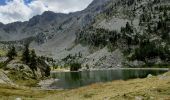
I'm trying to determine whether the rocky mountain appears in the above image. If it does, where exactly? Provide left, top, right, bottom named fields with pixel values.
left=0, top=0, right=170, bottom=69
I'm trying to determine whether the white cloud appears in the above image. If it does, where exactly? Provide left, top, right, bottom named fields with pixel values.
left=40, top=0, right=93, bottom=13
left=0, top=0, right=93, bottom=24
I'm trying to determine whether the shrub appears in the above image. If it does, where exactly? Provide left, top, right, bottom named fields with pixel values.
left=70, top=62, right=81, bottom=71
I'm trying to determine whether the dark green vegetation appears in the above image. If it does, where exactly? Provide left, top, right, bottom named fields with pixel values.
left=70, top=62, right=82, bottom=71
left=29, top=50, right=38, bottom=77
left=60, top=53, right=82, bottom=71
left=76, top=26, right=120, bottom=50
left=22, top=44, right=30, bottom=64
left=7, top=46, right=17, bottom=60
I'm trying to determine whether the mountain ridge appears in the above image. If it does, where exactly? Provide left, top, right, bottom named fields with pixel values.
left=0, top=0, right=170, bottom=69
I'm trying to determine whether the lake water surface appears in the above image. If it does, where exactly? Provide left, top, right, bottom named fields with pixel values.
left=51, top=69, right=168, bottom=89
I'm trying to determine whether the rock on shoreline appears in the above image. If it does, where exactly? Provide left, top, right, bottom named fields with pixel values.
left=38, top=78, right=59, bottom=90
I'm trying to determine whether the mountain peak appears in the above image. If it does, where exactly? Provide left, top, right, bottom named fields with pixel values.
left=42, top=11, right=67, bottom=16
left=88, top=0, right=110, bottom=7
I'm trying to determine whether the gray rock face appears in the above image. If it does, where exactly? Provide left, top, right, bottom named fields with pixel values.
left=82, top=48, right=124, bottom=69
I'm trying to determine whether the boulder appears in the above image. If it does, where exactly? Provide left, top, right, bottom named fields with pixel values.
left=135, top=96, right=144, bottom=100
left=38, top=78, right=58, bottom=89
left=15, top=98, right=22, bottom=100
left=6, top=60, right=32, bottom=72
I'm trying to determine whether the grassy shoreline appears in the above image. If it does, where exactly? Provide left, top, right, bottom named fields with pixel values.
left=0, top=71, right=170, bottom=100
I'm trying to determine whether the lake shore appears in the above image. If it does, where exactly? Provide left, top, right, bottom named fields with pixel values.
left=51, top=67, right=170, bottom=73
left=51, top=68, right=70, bottom=73
left=86, top=67, right=170, bottom=71
left=0, top=71, right=170, bottom=99
left=41, top=68, right=169, bottom=90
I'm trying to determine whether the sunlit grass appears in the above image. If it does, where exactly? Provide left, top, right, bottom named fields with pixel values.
left=0, top=84, right=60, bottom=100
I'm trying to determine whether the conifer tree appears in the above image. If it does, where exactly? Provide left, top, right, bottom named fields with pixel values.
left=22, top=44, right=30, bottom=64
left=29, top=50, right=37, bottom=74
left=7, top=46, right=17, bottom=60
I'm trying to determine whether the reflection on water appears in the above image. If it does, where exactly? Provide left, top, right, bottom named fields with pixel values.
left=51, top=69, right=168, bottom=89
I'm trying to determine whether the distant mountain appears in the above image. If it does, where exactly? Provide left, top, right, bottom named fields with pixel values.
left=0, top=0, right=109, bottom=41
left=0, top=0, right=170, bottom=69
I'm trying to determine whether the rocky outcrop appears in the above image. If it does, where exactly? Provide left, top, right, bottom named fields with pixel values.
left=0, top=69, right=13, bottom=84
left=6, top=60, right=31, bottom=71
left=5, top=59, right=50, bottom=79
left=0, top=57, right=8, bottom=63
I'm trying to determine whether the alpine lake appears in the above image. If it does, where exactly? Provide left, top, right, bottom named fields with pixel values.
left=50, top=68, right=169, bottom=89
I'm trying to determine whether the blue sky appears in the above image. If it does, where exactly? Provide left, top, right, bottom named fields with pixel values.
left=24, top=0, right=32, bottom=4
left=0, top=0, right=7, bottom=5
left=0, top=0, right=93, bottom=24
left=0, top=0, right=32, bottom=5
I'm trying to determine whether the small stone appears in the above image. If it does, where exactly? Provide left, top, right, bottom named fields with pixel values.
left=16, top=98, right=22, bottom=100
left=135, top=96, right=143, bottom=100
left=150, top=96, right=154, bottom=99
left=103, top=97, right=109, bottom=100
left=147, top=74, right=152, bottom=78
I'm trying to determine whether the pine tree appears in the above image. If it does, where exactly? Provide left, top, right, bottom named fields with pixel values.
left=163, top=10, right=167, bottom=17
left=22, top=44, right=30, bottom=64
left=125, top=22, right=133, bottom=33
left=7, top=46, right=17, bottom=60
left=29, top=50, right=37, bottom=72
